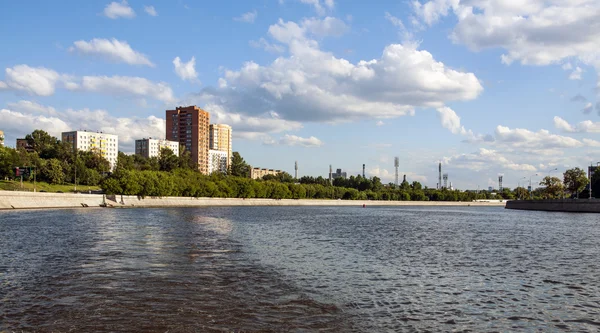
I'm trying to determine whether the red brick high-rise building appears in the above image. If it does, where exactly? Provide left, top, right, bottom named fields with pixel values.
left=165, top=106, right=210, bottom=174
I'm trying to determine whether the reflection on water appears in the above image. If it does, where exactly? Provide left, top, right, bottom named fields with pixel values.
left=1, top=206, right=600, bottom=332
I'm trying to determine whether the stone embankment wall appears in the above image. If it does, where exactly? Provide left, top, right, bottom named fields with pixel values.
left=0, top=190, right=506, bottom=210
left=506, top=199, right=600, bottom=213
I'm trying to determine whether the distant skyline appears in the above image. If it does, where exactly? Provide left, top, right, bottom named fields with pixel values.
left=1, top=0, right=600, bottom=189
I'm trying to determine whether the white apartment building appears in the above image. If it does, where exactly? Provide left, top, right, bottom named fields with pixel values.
left=209, top=124, right=232, bottom=168
left=62, top=130, right=119, bottom=170
left=135, top=138, right=180, bottom=159
left=208, top=149, right=228, bottom=174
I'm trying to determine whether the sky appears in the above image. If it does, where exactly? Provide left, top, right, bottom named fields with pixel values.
left=1, top=0, right=600, bottom=190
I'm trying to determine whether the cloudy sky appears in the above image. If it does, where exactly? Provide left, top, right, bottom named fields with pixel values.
left=1, top=0, right=600, bottom=189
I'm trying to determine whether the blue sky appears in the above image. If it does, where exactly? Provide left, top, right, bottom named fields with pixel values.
left=1, top=0, right=600, bottom=189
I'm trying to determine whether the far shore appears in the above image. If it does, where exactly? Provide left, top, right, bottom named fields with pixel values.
left=0, top=190, right=506, bottom=210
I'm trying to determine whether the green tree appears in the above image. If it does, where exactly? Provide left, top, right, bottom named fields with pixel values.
left=229, top=152, right=250, bottom=177
left=42, top=158, right=65, bottom=184
left=158, top=147, right=179, bottom=172
left=539, top=176, right=564, bottom=199
left=25, top=130, right=59, bottom=156
left=563, top=167, right=588, bottom=198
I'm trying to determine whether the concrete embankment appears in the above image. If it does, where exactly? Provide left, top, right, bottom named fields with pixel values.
left=506, top=199, right=600, bottom=213
left=0, top=190, right=506, bottom=210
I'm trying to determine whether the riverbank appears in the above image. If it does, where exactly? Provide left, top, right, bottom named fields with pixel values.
left=506, top=199, right=600, bottom=213
left=0, top=190, right=506, bottom=210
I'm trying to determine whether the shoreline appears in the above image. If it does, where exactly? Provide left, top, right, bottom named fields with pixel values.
left=0, top=190, right=506, bottom=210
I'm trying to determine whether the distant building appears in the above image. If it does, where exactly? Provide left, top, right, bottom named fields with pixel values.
left=208, top=149, right=228, bottom=174
left=135, top=138, right=179, bottom=159
left=62, top=130, right=119, bottom=170
left=16, top=138, right=33, bottom=152
left=332, top=168, right=347, bottom=179
left=488, top=186, right=493, bottom=192
left=166, top=105, right=210, bottom=174
left=209, top=124, right=232, bottom=168
left=250, top=167, right=281, bottom=180
left=0, top=130, right=4, bottom=147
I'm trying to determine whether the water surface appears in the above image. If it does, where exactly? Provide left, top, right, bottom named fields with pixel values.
left=1, top=206, right=599, bottom=332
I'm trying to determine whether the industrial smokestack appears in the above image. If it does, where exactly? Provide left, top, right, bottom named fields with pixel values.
left=295, top=161, right=298, bottom=179
left=394, top=157, right=399, bottom=186
left=362, top=164, right=365, bottom=178
left=329, top=165, right=332, bottom=185
left=438, top=162, right=442, bottom=190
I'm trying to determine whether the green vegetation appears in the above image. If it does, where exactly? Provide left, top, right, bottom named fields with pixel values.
left=1, top=129, right=594, bottom=200
left=0, top=180, right=100, bottom=193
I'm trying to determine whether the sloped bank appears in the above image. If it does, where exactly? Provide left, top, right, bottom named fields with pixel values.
left=0, top=190, right=506, bottom=210
left=505, top=199, right=600, bottom=213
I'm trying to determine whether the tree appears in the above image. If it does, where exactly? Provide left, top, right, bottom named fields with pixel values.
left=563, top=167, right=588, bottom=198
left=539, top=176, right=564, bottom=199
left=25, top=130, right=59, bottom=156
left=158, top=147, right=179, bottom=172
left=229, top=152, right=250, bottom=177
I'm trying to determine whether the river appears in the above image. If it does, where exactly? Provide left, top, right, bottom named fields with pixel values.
left=1, top=206, right=599, bottom=332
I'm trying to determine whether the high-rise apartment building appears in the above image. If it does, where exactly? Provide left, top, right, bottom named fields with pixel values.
left=208, top=149, right=228, bottom=174
left=166, top=105, right=210, bottom=174
left=209, top=124, right=232, bottom=168
left=135, top=138, right=179, bottom=159
left=62, top=130, right=119, bottom=170
left=0, top=130, right=4, bottom=147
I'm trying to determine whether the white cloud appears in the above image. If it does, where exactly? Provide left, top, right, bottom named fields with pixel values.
left=562, top=62, right=573, bottom=70
left=385, top=12, right=412, bottom=40
left=444, top=148, right=537, bottom=172
left=299, top=0, right=334, bottom=16
left=6, top=100, right=58, bottom=116
left=494, top=125, right=583, bottom=149
left=103, top=1, right=135, bottom=19
left=70, top=38, right=154, bottom=66
left=301, top=17, right=348, bottom=37
left=234, top=10, right=257, bottom=23
left=0, top=65, right=70, bottom=96
left=277, top=134, right=323, bottom=147
left=213, top=18, right=482, bottom=123
left=583, top=102, right=593, bottom=114
left=144, top=5, right=157, bottom=16
left=436, top=106, right=468, bottom=135
left=249, top=38, right=285, bottom=53
left=376, top=120, right=385, bottom=126
left=412, top=0, right=600, bottom=71
left=75, top=75, right=175, bottom=102
left=0, top=103, right=165, bottom=152
left=173, top=56, right=198, bottom=82
left=569, top=66, right=583, bottom=80
left=368, top=165, right=428, bottom=183
left=554, top=116, right=600, bottom=133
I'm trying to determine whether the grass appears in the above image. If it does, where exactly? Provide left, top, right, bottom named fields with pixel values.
left=0, top=180, right=101, bottom=193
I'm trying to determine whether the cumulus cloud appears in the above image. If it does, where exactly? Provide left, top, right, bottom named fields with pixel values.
left=277, top=134, right=323, bottom=147
left=436, top=106, right=469, bottom=135
left=211, top=17, right=482, bottom=123
left=444, top=148, right=537, bottom=172
left=0, top=103, right=165, bottom=152
left=583, top=102, right=593, bottom=114
left=6, top=100, right=58, bottom=116
left=73, top=75, right=175, bottom=102
left=0, top=65, right=72, bottom=96
left=569, top=66, right=583, bottom=80
left=300, top=0, right=334, bottom=16
left=494, top=125, right=583, bottom=149
left=376, top=120, right=385, bottom=126
left=234, top=10, right=257, bottom=23
left=103, top=1, right=135, bottom=19
left=412, top=0, right=600, bottom=70
left=144, top=5, right=157, bottom=16
left=554, top=116, right=600, bottom=133
left=173, top=56, right=198, bottom=82
left=249, top=38, right=285, bottom=53
left=70, top=38, right=154, bottom=66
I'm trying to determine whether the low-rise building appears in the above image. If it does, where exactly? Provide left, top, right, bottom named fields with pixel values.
left=250, top=167, right=282, bottom=180
left=62, top=130, right=119, bottom=170
left=208, top=149, right=228, bottom=174
left=332, top=168, right=347, bottom=179
left=16, top=138, right=33, bottom=152
left=135, top=138, right=179, bottom=159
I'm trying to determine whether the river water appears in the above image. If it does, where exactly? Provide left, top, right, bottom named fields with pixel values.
left=1, top=206, right=599, bottom=332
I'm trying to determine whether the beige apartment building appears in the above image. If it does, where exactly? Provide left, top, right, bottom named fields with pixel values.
left=250, top=167, right=282, bottom=180
left=62, top=130, right=119, bottom=170
left=209, top=124, right=232, bottom=168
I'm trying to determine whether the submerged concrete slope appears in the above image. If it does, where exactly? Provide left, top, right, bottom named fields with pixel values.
left=506, top=199, right=600, bottom=213
left=0, top=190, right=506, bottom=210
